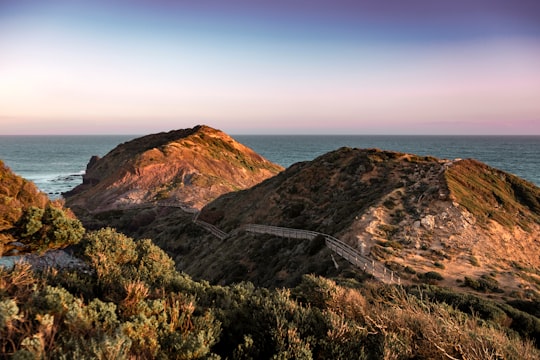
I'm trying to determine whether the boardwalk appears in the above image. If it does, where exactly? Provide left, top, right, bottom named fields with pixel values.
left=121, top=202, right=401, bottom=284
left=242, top=224, right=400, bottom=284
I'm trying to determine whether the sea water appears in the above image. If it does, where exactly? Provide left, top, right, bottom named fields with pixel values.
left=0, top=135, right=538, bottom=199
left=0, top=135, right=137, bottom=198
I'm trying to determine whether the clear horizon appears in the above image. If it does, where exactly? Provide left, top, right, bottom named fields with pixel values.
left=2, top=130, right=540, bottom=137
left=1, top=1, right=540, bottom=135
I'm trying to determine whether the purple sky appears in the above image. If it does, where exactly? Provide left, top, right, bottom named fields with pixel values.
left=1, top=0, right=539, bottom=134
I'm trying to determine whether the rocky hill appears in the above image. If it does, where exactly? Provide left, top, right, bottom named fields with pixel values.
left=84, top=144, right=540, bottom=296
left=194, top=148, right=540, bottom=295
left=64, top=125, right=283, bottom=213
left=2, top=142, right=539, bottom=357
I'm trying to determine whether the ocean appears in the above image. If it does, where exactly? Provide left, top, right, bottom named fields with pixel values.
left=0, top=135, right=538, bottom=199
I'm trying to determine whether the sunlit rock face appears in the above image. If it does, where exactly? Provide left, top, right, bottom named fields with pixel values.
left=64, top=125, right=283, bottom=213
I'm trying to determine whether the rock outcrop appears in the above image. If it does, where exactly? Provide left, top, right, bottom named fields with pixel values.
left=64, top=125, right=283, bottom=213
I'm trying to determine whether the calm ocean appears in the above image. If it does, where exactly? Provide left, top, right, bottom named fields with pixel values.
left=0, top=135, right=538, bottom=199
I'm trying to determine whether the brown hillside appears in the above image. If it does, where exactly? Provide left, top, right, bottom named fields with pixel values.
left=0, top=160, right=83, bottom=255
left=0, top=160, right=48, bottom=233
left=64, top=125, right=283, bottom=213
left=72, top=145, right=539, bottom=295
left=197, top=148, right=540, bottom=295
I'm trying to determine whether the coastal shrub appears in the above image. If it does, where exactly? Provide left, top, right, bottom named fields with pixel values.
left=132, top=238, right=176, bottom=287
left=384, top=240, right=402, bottom=250
left=0, top=160, right=48, bottom=231
left=82, top=228, right=137, bottom=296
left=420, top=271, right=444, bottom=283
left=464, top=275, right=503, bottom=293
left=408, top=284, right=540, bottom=344
left=2, top=225, right=540, bottom=358
left=82, top=228, right=177, bottom=300
left=404, top=266, right=416, bottom=274
left=377, top=224, right=399, bottom=240
left=44, top=270, right=97, bottom=302
left=18, top=206, right=44, bottom=238
left=383, top=198, right=395, bottom=209
left=507, top=299, right=540, bottom=318
left=15, top=205, right=84, bottom=253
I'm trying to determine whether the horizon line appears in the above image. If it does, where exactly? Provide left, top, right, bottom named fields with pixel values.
left=1, top=133, right=540, bottom=137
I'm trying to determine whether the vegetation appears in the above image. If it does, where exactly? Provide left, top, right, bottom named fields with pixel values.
left=15, top=205, right=84, bottom=253
left=463, top=275, right=504, bottom=293
left=3, top=144, right=540, bottom=358
left=419, top=271, right=444, bottom=283
left=1, top=227, right=539, bottom=359
left=1, top=161, right=83, bottom=255
left=445, top=159, right=540, bottom=229
left=0, top=160, right=47, bottom=233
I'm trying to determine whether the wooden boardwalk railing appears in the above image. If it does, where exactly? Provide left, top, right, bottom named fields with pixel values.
left=113, top=203, right=401, bottom=285
left=242, top=224, right=400, bottom=284
left=193, top=219, right=229, bottom=240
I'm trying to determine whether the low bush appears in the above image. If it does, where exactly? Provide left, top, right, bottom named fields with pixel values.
left=15, top=205, right=84, bottom=253
left=420, top=271, right=444, bottom=283
left=1, top=228, right=539, bottom=359
left=464, top=275, right=503, bottom=293
left=410, top=284, right=540, bottom=346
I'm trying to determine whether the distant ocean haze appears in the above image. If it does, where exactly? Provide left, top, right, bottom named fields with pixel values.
left=0, top=135, right=538, bottom=199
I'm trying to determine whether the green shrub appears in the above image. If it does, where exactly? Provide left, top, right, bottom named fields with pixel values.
left=0, top=298, right=20, bottom=328
left=82, top=228, right=178, bottom=301
left=507, top=299, right=540, bottom=318
left=15, top=205, right=84, bottom=253
left=18, top=206, right=44, bottom=238
left=464, top=275, right=503, bottom=293
left=377, top=224, right=399, bottom=240
left=422, top=271, right=444, bottom=282
left=2, top=225, right=540, bottom=359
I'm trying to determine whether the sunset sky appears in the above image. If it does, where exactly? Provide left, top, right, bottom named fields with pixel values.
left=1, top=0, right=539, bottom=135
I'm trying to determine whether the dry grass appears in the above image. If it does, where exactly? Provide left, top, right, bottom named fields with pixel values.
left=364, top=286, right=539, bottom=360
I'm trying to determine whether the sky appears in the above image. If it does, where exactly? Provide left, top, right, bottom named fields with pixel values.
left=1, top=0, right=540, bottom=135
